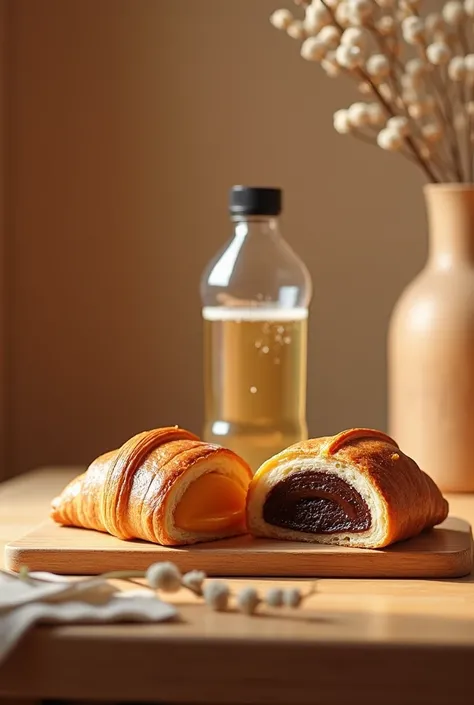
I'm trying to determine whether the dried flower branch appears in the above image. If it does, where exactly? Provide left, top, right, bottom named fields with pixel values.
left=12, top=564, right=316, bottom=617
left=269, top=0, right=474, bottom=183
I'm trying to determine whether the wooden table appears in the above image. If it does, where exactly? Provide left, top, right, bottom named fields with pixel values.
left=1, top=468, right=474, bottom=705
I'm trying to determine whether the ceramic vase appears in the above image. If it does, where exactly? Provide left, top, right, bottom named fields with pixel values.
left=388, top=184, right=474, bottom=492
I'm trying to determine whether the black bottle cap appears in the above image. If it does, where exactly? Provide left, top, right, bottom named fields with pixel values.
left=229, top=186, right=282, bottom=217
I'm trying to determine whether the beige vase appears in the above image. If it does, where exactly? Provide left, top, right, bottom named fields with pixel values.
left=388, top=184, right=474, bottom=493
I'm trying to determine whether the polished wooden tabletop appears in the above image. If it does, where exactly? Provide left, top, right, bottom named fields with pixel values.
left=1, top=467, right=474, bottom=705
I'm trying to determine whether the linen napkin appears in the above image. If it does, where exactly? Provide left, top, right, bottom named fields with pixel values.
left=0, top=571, right=177, bottom=664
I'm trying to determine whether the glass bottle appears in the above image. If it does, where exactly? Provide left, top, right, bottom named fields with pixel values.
left=200, top=186, right=312, bottom=472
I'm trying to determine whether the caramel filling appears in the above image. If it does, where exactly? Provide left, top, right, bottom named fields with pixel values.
left=174, top=472, right=247, bottom=533
left=263, top=471, right=371, bottom=534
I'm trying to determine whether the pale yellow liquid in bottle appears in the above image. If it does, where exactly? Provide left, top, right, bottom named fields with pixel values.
left=203, top=307, right=308, bottom=472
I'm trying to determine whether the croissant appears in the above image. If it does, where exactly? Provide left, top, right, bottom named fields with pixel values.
left=246, top=428, right=449, bottom=549
left=51, top=426, right=253, bottom=546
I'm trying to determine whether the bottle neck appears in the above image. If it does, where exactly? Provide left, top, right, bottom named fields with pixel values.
left=426, top=186, right=474, bottom=269
left=231, top=216, right=281, bottom=243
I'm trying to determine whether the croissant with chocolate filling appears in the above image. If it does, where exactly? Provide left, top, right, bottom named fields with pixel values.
left=247, top=428, right=449, bottom=549
left=51, top=427, right=252, bottom=546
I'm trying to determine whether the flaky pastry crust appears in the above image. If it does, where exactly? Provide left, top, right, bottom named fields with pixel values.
left=247, top=428, right=449, bottom=548
left=51, top=427, right=252, bottom=546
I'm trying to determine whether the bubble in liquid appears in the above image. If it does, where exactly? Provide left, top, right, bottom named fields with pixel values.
left=283, top=336, right=291, bottom=344
left=255, top=340, right=262, bottom=349
left=277, top=326, right=285, bottom=334
left=261, top=346, right=269, bottom=354
left=250, top=386, right=257, bottom=394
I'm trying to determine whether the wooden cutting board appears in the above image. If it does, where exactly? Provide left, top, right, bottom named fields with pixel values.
left=4, top=516, right=473, bottom=578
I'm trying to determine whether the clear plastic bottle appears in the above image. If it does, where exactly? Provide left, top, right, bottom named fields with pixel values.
left=200, top=186, right=312, bottom=472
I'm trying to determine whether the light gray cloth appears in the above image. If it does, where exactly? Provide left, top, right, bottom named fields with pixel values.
left=0, top=571, right=177, bottom=664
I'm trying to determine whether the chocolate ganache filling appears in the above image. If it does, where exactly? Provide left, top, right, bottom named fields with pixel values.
left=262, top=470, right=371, bottom=534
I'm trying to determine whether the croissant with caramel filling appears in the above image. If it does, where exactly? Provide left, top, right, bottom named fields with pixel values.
left=247, top=428, right=449, bottom=549
left=51, top=427, right=252, bottom=546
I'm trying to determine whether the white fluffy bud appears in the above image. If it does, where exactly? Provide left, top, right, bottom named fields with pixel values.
left=366, top=54, right=390, bottom=79
left=422, top=123, right=443, bottom=142
left=377, top=128, right=404, bottom=151
left=466, top=0, right=474, bottom=18
left=443, top=1, right=465, bottom=25
left=375, top=16, right=396, bottom=35
left=341, top=27, right=370, bottom=50
left=203, top=581, right=230, bottom=612
left=336, top=44, right=363, bottom=69
left=317, top=25, right=340, bottom=49
left=321, top=51, right=341, bottom=77
left=270, top=9, right=294, bottom=31
left=347, top=0, right=374, bottom=25
left=283, top=588, right=303, bottom=608
left=335, top=2, right=351, bottom=27
left=333, top=109, right=352, bottom=134
left=236, top=587, right=260, bottom=616
left=347, top=102, right=371, bottom=127
left=466, top=54, right=474, bottom=70
left=304, top=1, right=331, bottom=34
left=448, top=56, right=466, bottom=80
left=387, top=115, right=410, bottom=137
left=402, top=16, right=425, bottom=44
left=301, top=37, right=327, bottom=61
left=182, top=570, right=206, bottom=593
left=367, top=102, right=386, bottom=126
left=265, top=588, right=285, bottom=608
left=426, top=42, right=451, bottom=65
left=146, top=562, right=182, bottom=592
left=287, top=20, right=306, bottom=40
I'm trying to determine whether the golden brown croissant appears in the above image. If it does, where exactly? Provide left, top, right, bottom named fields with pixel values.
left=51, top=426, right=252, bottom=546
left=246, top=428, right=449, bottom=548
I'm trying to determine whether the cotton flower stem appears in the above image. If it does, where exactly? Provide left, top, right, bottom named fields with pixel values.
left=469, top=119, right=473, bottom=183
left=384, top=32, right=461, bottom=181
left=469, top=85, right=474, bottom=183
left=374, top=39, right=426, bottom=153
left=442, top=64, right=464, bottom=180
left=98, top=570, right=146, bottom=581
left=458, top=80, right=471, bottom=182
left=424, top=56, right=464, bottom=181
left=370, top=24, right=405, bottom=78
left=357, top=70, right=439, bottom=182
left=317, top=1, right=438, bottom=183
left=352, top=129, right=437, bottom=171
left=459, top=23, right=470, bottom=57
left=431, top=76, right=461, bottom=180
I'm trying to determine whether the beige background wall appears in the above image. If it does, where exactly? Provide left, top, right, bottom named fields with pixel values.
left=4, top=0, right=428, bottom=477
